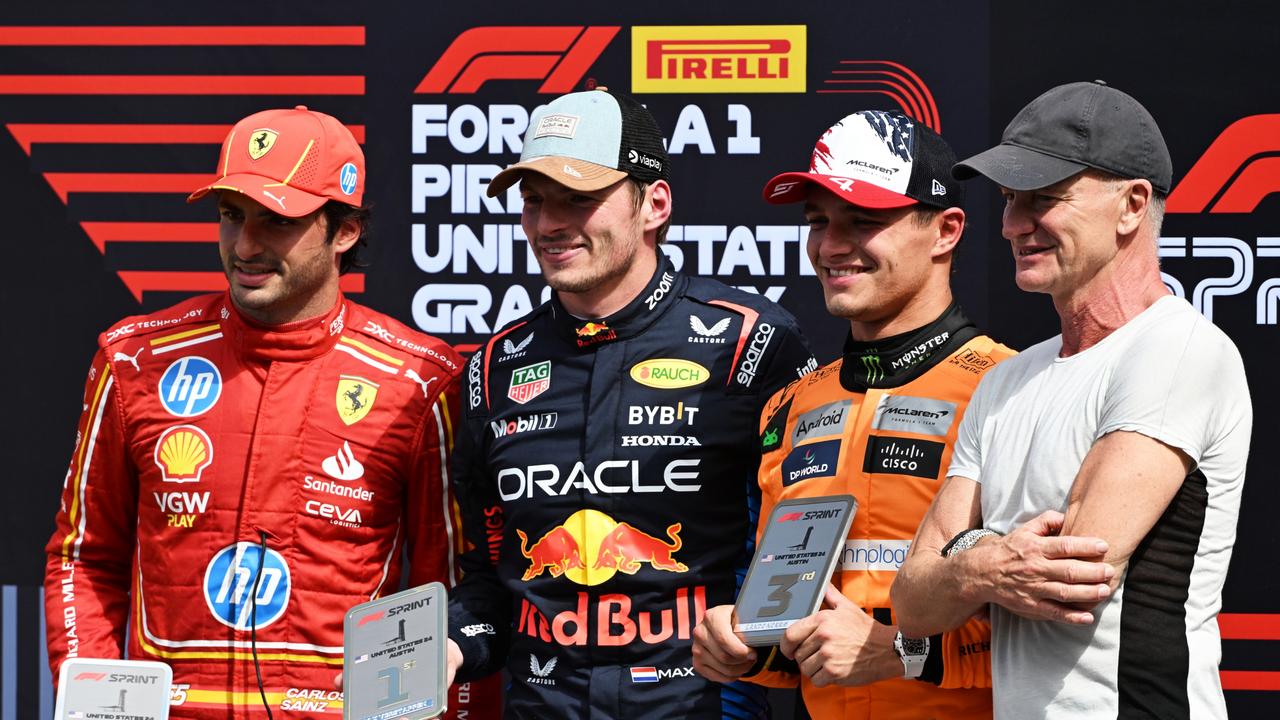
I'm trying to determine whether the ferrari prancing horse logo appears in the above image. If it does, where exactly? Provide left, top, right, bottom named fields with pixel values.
left=248, top=128, right=278, bottom=160
left=336, top=375, right=379, bottom=426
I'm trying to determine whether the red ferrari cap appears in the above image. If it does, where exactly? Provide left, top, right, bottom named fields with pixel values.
left=188, top=105, right=364, bottom=217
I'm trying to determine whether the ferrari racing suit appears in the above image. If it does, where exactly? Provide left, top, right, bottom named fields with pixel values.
left=745, top=304, right=1014, bottom=719
left=448, top=257, right=816, bottom=719
left=44, top=292, right=499, bottom=718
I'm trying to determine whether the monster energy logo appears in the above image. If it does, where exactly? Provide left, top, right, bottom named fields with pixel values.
left=861, top=355, right=885, bottom=383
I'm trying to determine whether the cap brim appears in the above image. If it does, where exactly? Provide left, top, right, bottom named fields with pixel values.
left=486, top=157, right=628, bottom=198
left=952, top=144, right=1088, bottom=191
left=187, top=173, right=328, bottom=218
left=761, top=171, right=917, bottom=208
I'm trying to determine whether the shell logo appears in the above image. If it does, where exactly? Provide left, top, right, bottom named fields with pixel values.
left=629, top=359, right=709, bottom=390
left=154, top=425, right=213, bottom=483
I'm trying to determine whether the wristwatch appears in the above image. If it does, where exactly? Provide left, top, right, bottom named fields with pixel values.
left=941, top=528, right=1000, bottom=558
left=894, top=631, right=929, bottom=679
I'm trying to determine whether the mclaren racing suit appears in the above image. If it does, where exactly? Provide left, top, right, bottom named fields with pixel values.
left=448, top=256, right=816, bottom=719
left=44, top=292, right=499, bottom=718
left=745, top=304, right=1014, bottom=719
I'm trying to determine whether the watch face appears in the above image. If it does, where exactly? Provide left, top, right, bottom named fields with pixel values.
left=902, top=637, right=928, bottom=657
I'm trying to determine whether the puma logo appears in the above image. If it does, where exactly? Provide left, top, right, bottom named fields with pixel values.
left=262, top=190, right=287, bottom=210
left=112, top=348, right=144, bottom=372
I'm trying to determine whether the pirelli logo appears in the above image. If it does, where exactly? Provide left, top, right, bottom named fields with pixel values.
left=631, top=26, right=806, bottom=93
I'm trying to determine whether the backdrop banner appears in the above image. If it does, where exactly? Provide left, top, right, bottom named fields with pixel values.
left=1, top=3, right=1275, bottom=717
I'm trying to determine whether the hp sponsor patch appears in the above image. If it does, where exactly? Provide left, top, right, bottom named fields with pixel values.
left=157, top=356, right=221, bottom=417
left=204, top=543, right=290, bottom=630
left=871, top=395, right=956, bottom=436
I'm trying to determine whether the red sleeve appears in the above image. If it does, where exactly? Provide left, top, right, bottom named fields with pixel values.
left=43, top=351, right=139, bottom=679
left=404, top=368, right=504, bottom=718
left=406, top=371, right=463, bottom=589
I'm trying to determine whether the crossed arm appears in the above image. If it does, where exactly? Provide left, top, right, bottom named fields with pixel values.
left=892, top=430, right=1192, bottom=637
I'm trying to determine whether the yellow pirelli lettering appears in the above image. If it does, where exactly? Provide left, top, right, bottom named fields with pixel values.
left=631, top=25, right=806, bottom=93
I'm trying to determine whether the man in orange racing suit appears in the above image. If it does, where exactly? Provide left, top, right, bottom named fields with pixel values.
left=693, top=110, right=1013, bottom=719
left=43, top=106, right=499, bottom=718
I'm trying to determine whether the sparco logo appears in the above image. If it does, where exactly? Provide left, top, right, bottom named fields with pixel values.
left=467, top=351, right=483, bottom=409
left=736, top=322, right=775, bottom=387
left=645, top=272, right=675, bottom=310
left=492, top=412, right=558, bottom=438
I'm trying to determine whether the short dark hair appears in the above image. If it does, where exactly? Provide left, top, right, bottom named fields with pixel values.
left=629, top=178, right=671, bottom=245
left=910, top=205, right=942, bottom=229
left=322, top=200, right=372, bottom=274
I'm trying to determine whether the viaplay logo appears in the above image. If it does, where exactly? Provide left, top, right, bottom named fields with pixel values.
left=1161, top=114, right=1280, bottom=326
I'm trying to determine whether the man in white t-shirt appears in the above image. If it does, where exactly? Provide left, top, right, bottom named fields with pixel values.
left=891, top=81, right=1252, bottom=720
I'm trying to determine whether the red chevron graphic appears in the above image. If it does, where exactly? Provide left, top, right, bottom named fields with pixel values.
left=3, top=25, right=368, bottom=303
left=817, top=60, right=941, bottom=133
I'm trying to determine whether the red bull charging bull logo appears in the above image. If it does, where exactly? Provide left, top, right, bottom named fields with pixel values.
left=518, top=509, right=687, bottom=586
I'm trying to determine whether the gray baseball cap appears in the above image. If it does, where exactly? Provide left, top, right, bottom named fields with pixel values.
left=954, top=81, right=1172, bottom=193
left=487, top=88, right=669, bottom=197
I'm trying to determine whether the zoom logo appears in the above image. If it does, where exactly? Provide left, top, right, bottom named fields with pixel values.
left=158, top=356, right=221, bottom=417
left=203, top=543, right=290, bottom=630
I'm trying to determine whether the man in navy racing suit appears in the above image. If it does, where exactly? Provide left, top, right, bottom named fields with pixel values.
left=444, top=88, right=816, bottom=719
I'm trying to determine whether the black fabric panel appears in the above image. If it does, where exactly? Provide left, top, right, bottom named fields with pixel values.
left=1117, top=469, right=1208, bottom=719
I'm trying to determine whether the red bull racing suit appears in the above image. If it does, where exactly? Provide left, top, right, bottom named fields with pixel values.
left=745, top=304, right=1014, bottom=719
left=44, top=292, right=500, bottom=718
left=447, top=257, right=816, bottom=719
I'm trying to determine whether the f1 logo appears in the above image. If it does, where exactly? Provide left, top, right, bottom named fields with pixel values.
left=1167, top=114, right=1280, bottom=214
left=415, top=26, right=619, bottom=94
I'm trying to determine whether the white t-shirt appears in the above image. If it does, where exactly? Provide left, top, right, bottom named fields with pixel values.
left=949, top=295, right=1252, bottom=720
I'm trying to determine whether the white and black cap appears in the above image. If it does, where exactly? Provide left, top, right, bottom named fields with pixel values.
left=762, top=110, right=963, bottom=209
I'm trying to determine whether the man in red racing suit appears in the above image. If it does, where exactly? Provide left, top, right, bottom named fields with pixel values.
left=43, top=106, right=499, bottom=718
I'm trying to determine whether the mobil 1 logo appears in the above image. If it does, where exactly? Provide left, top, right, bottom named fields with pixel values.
left=862, top=436, right=944, bottom=479
left=344, top=582, right=447, bottom=720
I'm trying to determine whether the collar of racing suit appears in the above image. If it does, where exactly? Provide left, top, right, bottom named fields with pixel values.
left=221, top=291, right=348, bottom=362
left=839, top=301, right=979, bottom=391
left=549, top=252, right=687, bottom=349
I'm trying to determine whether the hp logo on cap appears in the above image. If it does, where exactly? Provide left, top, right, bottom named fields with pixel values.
left=340, top=162, right=358, bottom=195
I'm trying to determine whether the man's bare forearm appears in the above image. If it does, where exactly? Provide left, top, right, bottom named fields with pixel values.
left=893, top=538, right=990, bottom=637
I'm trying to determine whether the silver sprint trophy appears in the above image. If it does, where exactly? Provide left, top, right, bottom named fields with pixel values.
left=55, top=658, right=172, bottom=720
left=344, top=582, right=448, bottom=720
left=734, top=495, right=857, bottom=646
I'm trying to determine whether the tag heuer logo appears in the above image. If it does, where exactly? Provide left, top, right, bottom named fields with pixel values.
left=508, top=361, right=551, bottom=404
left=248, top=128, right=278, bottom=160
